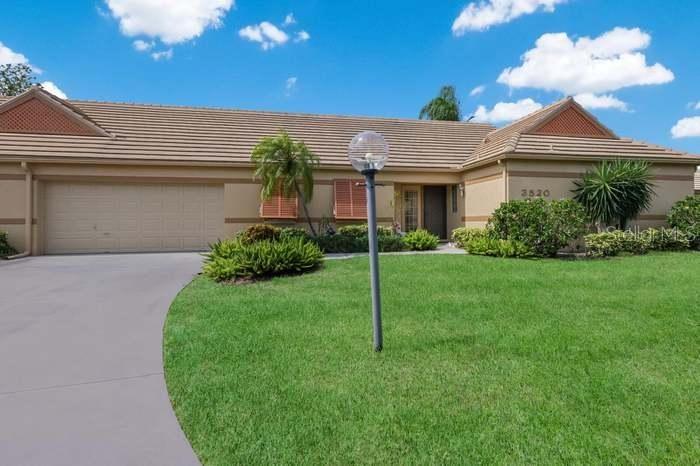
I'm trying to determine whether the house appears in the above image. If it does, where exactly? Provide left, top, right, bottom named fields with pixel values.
left=0, top=87, right=697, bottom=255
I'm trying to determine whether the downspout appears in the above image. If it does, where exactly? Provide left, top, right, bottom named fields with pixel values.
left=7, top=162, right=33, bottom=259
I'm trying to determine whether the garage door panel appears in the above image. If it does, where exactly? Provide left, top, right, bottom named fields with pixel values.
left=45, top=182, right=225, bottom=254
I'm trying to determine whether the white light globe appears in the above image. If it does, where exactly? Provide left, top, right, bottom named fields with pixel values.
left=348, top=131, right=389, bottom=173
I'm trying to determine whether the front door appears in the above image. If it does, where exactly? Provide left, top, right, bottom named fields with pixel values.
left=423, top=186, right=447, bottom=239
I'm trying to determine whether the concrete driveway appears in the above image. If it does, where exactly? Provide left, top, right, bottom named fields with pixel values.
left=0, top=253, right=203, bottom=466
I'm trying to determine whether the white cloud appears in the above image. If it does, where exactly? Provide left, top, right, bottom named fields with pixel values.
left=41, top=81, right=67, bottom=99
left=469, top=85, right=486, bottom=97
left=695, top=102, right=700, bottom=110
left=472, top=98, right=542, bottom=123
left=295, top=30, right=310, bottom=43
left=132, top=39, right=154, bottom=52
left=453, top=0, right=567, bottom=35
left=105, top=0, right=234, bottom=45
left=239, top=22, right=289, bottom=50
left=283, top=13, right=296, bottom=26
left=498, top=27, right=674, bottom=96
left=285, top=76, right=298, bottom=96
left=671, top=116, right=700, bottom=139
left=0, top=42, right=29, bottom=65
left=574, top=93, right=628, bottom=111
left=151, top=49, right=173, bottom=61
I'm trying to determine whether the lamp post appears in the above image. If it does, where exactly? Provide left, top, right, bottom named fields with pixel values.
left=348, top=131, right=389, bottom=352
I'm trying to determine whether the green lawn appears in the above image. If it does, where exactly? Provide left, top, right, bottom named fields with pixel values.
left=164, top=253, right=700, bottom=465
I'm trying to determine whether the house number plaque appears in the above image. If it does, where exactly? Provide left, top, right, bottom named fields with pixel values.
left=521, top=189, right=551, bottom=198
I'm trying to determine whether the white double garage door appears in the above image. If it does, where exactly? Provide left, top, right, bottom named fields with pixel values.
left=45, top=181, right=225, bottom=254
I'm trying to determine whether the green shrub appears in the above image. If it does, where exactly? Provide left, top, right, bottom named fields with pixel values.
left=667, top=195, right=700, bottom=249
left=279, top=227, right=309, bottom=241
left=584, top=230, right=650, bottom=257
left=0, top=231, right=16, bottom=258
left=464, top=237, right=534, bottom=258
left=313, top=231, right=405, bottom=253
left=238, top=224, right=281, bottom=244
left=489, top=198, right=588, bottom=257
left=337, top=224, right=394, bottom=238
left=402, top=229, right=439, bottom=251
left=203, top=237, right=323, bottom=282
left=451, top=227, right=492, bottom=248
left=641, top=228, right=690, bottom=251
left=378, top=234, right=405, bottom=252
left=313, top=234, right=366, bottom=254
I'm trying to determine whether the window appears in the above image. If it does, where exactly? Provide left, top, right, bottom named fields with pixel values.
left=260, top=187, right=298, bottom=219
left=334, top=179, right=367, bottom=220
left=451, top=185, right=459, bottom=213
left=404, top=190, right=419, bottom=232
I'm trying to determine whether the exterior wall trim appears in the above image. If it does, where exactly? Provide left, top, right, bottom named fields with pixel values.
left=509, top=170, right=695, bottom=182
left=464, top=172, right=503, bottom=185
left=224, top=217, right=394, bottom=224
left=0, top=218, right=38, bottom=225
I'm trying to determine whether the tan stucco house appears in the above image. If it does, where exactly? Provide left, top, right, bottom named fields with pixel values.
left=0, top=87, right=698, bottom=255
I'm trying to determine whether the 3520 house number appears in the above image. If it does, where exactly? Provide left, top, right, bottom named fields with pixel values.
left=521, top=189, right=551, bottom=198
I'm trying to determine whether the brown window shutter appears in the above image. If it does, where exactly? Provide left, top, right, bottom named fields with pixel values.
left=260, top=187, right=298, bottom=219
left=334, top=179, right=367, bottom=220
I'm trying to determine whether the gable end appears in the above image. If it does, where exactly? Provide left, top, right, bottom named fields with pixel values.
left=529, top=105, right=616, bottom=139
left=0, top=88, right=110, bottom=137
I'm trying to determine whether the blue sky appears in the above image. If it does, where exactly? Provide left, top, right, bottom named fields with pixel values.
left=1, top=0, right=699, bottom=154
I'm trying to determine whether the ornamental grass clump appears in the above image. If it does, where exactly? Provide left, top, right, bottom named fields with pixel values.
left=402, top=229, right=439, bottom=251
left=203, top=237, right=323, bottom=282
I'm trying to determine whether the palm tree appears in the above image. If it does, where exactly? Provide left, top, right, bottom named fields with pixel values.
left=419, top=85, right=461, bottom=121
left=251, top=131, right=320, bottom=236
left=573, top=160, right=655, bottom=230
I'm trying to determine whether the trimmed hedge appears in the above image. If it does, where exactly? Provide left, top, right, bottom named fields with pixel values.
left=203, top=237, right=323, bottom=282
left=402, top=229, right=439, bottom=251
left=0, top=231, right=15, bottom=258
left=584, top=231, right=647, bottom=257
left=489, top=198, right=588, bottom=257
left=667, top=195, right=700, bottom=249
left=642, top=228, right=691, bottom=251
left=584, top=228, right=690, bottom=257
left=337, top=224, right=395, bottom=238
left=313, top=232, right=404, bottom=254
left=464, top=237, right=534, bottom=258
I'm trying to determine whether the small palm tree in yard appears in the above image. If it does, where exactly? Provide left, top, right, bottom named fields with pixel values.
left=419, top=85, right=461, bottom=121
left=252, top=131, right=320, bottom=236
left=573, top=159, right=656, bottom=230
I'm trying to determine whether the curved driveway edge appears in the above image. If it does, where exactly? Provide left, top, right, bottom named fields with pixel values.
left=0, top=253, right=202, bottom=466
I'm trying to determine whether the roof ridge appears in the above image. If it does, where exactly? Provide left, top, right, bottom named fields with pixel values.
left=68, top=98, right=497, bottom=128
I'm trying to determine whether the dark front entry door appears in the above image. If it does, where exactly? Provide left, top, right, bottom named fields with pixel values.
left=423, top=186, right=447, bottom=239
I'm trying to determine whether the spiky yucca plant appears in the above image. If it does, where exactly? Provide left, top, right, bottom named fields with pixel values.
left=573, top=160, right=655, bottom=230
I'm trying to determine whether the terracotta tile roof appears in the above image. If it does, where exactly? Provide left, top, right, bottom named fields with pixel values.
left=0, top=89, right=494, bottom=170
left=0, top=88, right=697, bottom=171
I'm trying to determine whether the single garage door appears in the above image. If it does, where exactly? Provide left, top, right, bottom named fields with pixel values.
left=45, top=182, right=225, bottom=254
